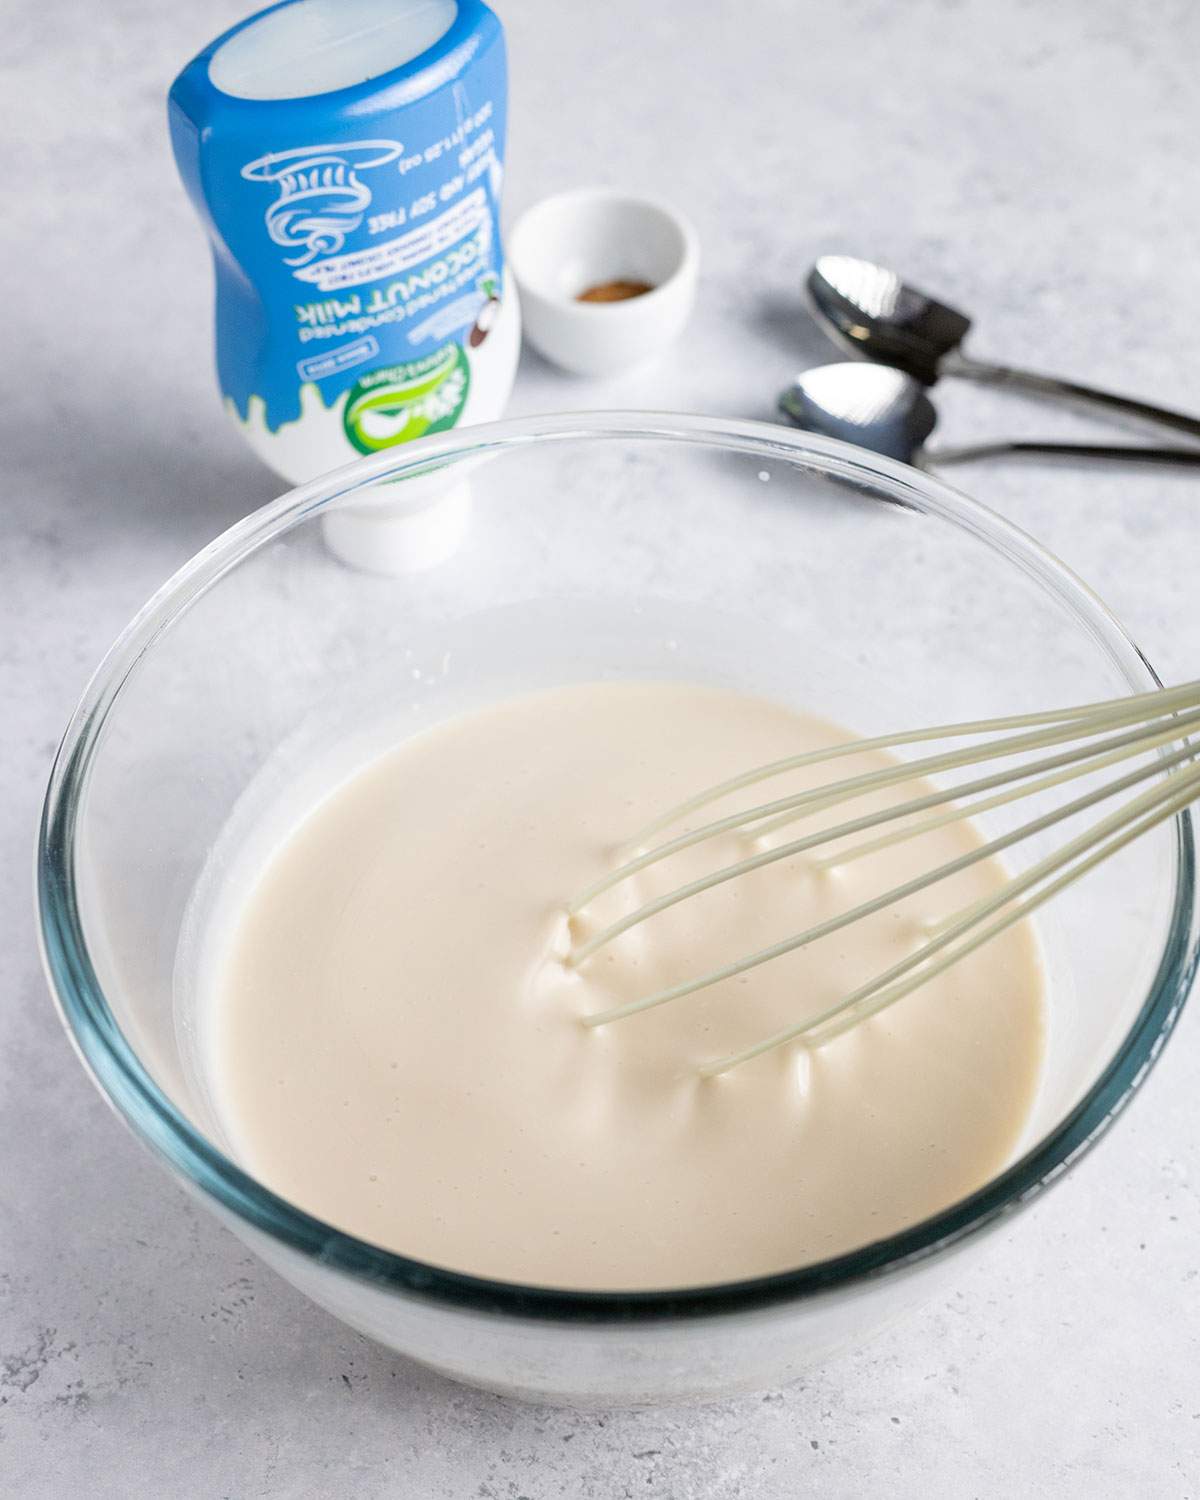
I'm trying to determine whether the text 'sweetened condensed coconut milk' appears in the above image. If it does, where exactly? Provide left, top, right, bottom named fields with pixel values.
left=169, top=0, right=519, bottom=485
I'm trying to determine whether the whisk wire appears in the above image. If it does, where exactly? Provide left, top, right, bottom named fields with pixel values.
left=700, top=757, right=1200, bottom=1075
left=813, top=717, right=1200, bottom=872
left=566, top=683, right=1200, bottom=1072
left=570, top=685, right=1200, bottom=915
left=570, top=706, right=1200, bottom=968
left=810, top=776, right=1197, bottom=1047
left=580, top=732, right=1199, bottom=1029
left=627, top=678, right=1200, bottom=848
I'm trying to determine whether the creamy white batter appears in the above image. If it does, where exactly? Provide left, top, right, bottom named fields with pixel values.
left=206, top=682, right=1045, bottom=1290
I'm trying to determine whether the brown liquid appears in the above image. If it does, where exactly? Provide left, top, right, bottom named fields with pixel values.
left=208, top=683, right=1044, bottom=1291
left=577, top=279, right=654, bottom=303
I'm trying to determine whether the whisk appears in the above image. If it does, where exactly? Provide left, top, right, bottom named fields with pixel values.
left=564, top=680, right=1200, bottom=1076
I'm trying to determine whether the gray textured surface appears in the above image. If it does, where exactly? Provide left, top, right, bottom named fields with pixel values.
left=4, top=0, right=1200, bottom=1494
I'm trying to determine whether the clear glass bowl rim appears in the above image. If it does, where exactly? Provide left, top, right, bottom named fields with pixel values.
left=37, top=411, right=1199, bottom=1325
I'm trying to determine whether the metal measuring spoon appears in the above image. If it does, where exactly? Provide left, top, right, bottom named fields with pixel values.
left=806, top=256, right=1200, bottom=442
left=778, top=363, right=1200, bottom=469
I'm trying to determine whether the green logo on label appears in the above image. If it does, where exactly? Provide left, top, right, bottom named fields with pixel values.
left=342, top=344, right=470, bottom=454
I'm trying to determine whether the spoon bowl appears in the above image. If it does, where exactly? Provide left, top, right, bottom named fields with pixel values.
left=805, top=255, right=1200, bottom=442
left=805, top=255, right=970, bottom=384
left=778, top=362, right=937, bottom=463
left=779, top=362, right=1200, bottom=471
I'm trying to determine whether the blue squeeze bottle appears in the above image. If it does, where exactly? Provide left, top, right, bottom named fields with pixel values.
left=169, top=0, right=519, bottom=485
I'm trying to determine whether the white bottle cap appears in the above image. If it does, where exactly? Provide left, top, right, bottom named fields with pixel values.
left=321, top=478, right=472, bottom=576
left=208, top=0, right=459, bottom=100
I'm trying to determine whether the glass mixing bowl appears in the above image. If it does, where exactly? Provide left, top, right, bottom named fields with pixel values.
left=38, top=413, right=1198, bottom=1405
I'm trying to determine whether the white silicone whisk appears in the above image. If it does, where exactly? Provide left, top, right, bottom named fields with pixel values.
left=564, top=681, right=1200, bottom=1076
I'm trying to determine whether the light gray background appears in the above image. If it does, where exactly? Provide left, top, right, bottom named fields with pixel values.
left=4, top=1, right=1200, bottom=1494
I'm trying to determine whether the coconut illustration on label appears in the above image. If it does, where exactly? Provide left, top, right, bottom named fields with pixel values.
left=169, top=0, right=519, bottom=486
left=469, top=271, right=503, bottom=348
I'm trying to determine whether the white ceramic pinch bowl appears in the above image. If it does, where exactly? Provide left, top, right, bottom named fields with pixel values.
left=507, top=188, right=698, bottom=376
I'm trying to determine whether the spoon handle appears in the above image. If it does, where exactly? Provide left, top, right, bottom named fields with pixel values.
left=929, top=440, right=1200, bottom=469
left=945, top=353, right=1200, bottom=441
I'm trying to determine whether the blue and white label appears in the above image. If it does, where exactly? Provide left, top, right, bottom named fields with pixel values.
left=169, top=0, right=514, bottom=481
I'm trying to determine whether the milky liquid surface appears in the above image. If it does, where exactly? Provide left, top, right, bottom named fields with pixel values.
left=207, top=682, right=1045, bottom=1290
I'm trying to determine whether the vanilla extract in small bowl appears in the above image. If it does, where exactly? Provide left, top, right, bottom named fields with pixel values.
left=577, top=279, right=655, bottom=303
left=508, top=189, right=698, bottom=371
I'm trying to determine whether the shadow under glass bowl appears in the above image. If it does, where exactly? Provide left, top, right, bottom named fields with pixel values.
left=37, top=412, right=1199, bottom=1406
